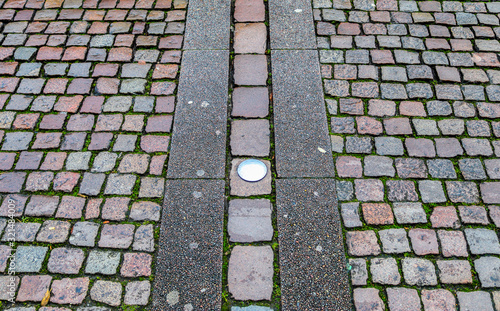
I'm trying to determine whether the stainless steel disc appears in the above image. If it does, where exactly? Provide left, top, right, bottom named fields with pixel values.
left=237, top=159, right=268, bottom=182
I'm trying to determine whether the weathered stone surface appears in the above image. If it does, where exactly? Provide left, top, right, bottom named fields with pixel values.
left=228, top=246, right=273, bottom=301
left=228, top=199, right=273, bottom=242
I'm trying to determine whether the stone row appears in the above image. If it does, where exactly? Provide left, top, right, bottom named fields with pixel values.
left=336, top=155, right=500, bottom=180
left=227, top=0, right=275, bottom=308
left=0, top=218, right=154, bottom=249
left=343, top=201, right=500, bottom=227
left=349, top=254, right=500, bottom=287
left=347, top=224, right=500, bottom=257
left=354, top=287, right=498, bottom=311
left=335, top=174, right=499, bottom=204
left=314, top=0, right=500, bottom=13
left=0, top=194, right=161, bottom=220
left=331, top=134, right=500, bottom=158
left=0, top=9, right=184, bottom=21
left=0, top=0, right=185, bottom=9
left=0, top=275, right=150, bottom=306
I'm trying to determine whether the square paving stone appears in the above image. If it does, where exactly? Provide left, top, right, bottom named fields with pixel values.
left=234, top=23, right=266, bottom=54
left=37, top=220, right=71, bottom=243
left=228, top=245, right=273, bottom=301
left=55, top=196, right=85, bottom=219
left=0, top=276, right=19, bottom=301
left=379, top=228, right=410, bottom=254
left=124, top=281, right=150, bottom=306
left=232, top=87, right=269, bottom=118
left=234, top=55, right=267, bottom=86
left=421, top=289, right=456, bottom=311
left=0, top=194, right=27, bottom=217
left=90, top=280, right=123, bottom=307
left=133, top=224, right=155, bottom=252
left=371, top=257, right=400, bottom=285
left=104, top=173, right=137, bottom=195
left=16, top=275, right=52, bottom=302
left=230, top=159, right=271, bottom=196
left=437, top=260, right=472, bottom=284
left=121, top=252, right=152, bottom=277
left=228, top=199, right=273, bottom=242
left=393, top=202, right=427, bottom=224
left=457, top=291, right=494, bottom=311
left=47, top=247, right=84, bottom=274
left=51, top=278, right=89, bottom=305
left=2, top=223, right=40, bottom=242
left=475, top=257, right=500, bottom=288
left=349, top=258, right=368, bottom=285
left=85, top=250, right=121, bottom=275
left=459, top=205, right=489, bottom=224
left=98, top=224, right=135, bottom=249
left=346, top=230, right=380, bottom=256
left=464, top=228, right=500, bottom=254
left=481, top=182, right=500, bottom=203
left=439, top=230, right=469, bottom=257
left=11, top=246, right=48, bottom=273
left=409, top=229, right=439, bottom=255
left=230, top=119, right=270, bottom=156
left=24, top=195, right=59, bottom=217
left=235, top=0, right=265, bottom=22
left=387, top=287, right=422, bottom=311
left=353, top=288, right=384, bottom=311
left=402, top=258, right=438, bottom=286
left=69, top=221, right=100, bottom=247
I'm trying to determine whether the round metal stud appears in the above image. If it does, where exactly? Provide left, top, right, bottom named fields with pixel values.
left=237, top=159, right=268, bottom=182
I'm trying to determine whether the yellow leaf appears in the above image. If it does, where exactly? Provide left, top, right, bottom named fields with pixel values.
left=41, top=289, right=51, bottom=306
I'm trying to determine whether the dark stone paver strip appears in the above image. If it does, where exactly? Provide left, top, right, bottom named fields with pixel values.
left=315, top=0, right=500, bottom=309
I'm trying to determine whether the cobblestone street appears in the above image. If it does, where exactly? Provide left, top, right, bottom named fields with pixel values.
left=0, top=0, right=498, bottom=310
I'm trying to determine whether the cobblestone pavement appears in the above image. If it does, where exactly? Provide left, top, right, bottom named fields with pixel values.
left=315, top=0, right=500, bottom=310
left=1, top=0, right=500, bottom=309
left=0, top=0, right=185, bottom=308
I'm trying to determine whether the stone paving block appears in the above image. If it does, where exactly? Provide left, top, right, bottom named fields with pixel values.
left=90, top=280, right=122, bottom=306
left=121, top=252, right=152, bottom=277
left=347, top=230, right=380, bottom=256
left=465, top=228, right=500, bottom=255
left=234, top=23, right=266, bottom=54
left=438, top=260, right=472, bottom=284
left=230, top=119, right=270, bottom=157
left=353, top=288, right=384, bottom=311
left=387, top=287, right=421, bottom=311
left=421, top=289, right=456, bottom=311
left=47, top=247, right=84, bottom=274
left=183, top=0, right=230, bottom=49
left=85, top=250, right=121, bottom=275
left=98, top=224, right=134, bottom=249
left=232, top=87, right=269, bottom=118
left=37, top=220, right=70, bottom=243
left=349, top=258, right=367, bottom=286
left=379, top=228, right=410, bottom=253
left=459, top=205, right=489, bottom=224
left=457, top=291, right=494, bottom=311
left=393, top=202, right=427, bottom=224
left=409, top=229, right=439, bottom=255
left=0, top=276, right=19, bottom=301
left=403, top=258, right=437, bottom=286
left=69, top=221, right=99, bottom=247
left=228, top=199, right=273, bottom=242
left=228, top=245, right=273, bottom=301
left=11, top=246, right=47, bottom=273
left=341, top=202, right=362, bottom=228
left=234, top=54, right=267, bottom=86
left=124, top=281, right=150, bottom=306
left=16, top=275, right=52, bottom=302
left=371, top=257, right=400, bottom=285
left=481, top=182, right=500, bottom=203
left=2, top=223, right=40, bottom=242
left=230, top=158, right=271, bottom=196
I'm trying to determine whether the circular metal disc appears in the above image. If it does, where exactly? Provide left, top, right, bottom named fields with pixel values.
left=237, top=159, right=268, bottom=182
